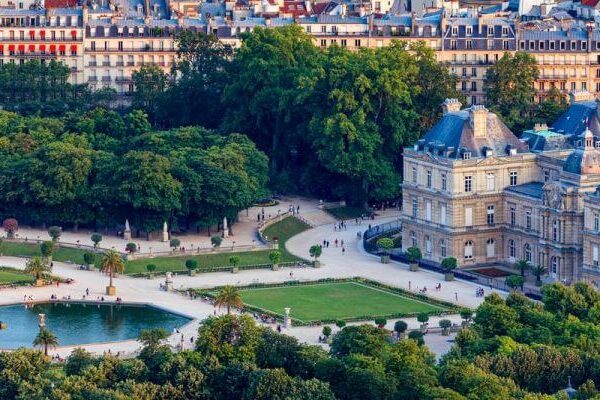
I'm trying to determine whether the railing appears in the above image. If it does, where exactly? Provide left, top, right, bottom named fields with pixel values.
left=1, top=236, right=126, bottom=257
left=129, top=242, right=270, bottom=261
left=257, top=211, right=293, bottom=245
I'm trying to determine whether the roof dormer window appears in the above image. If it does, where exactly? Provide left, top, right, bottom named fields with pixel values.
left=452, top=26, right=458, bottom=36
left=466, top=26, right=472, bottom=36
left=487, top=26, right=494, bottom=35
left=463, top=152, right=472, bottom=160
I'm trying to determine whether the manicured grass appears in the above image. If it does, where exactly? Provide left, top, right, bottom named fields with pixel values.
left=126, top=216, right=311, bottom=275
left=0, top=242, right=91, bottom=264
left=0, top=267, right=34, bottom=284
left=262, top=216, right=311, bottom=258
left=326, top=206, right=367, bottom=220
left=239, top=281, right=445, bottom=322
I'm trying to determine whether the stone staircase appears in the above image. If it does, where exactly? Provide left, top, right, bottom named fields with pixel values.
left=299, top=209, right=337, bottom=227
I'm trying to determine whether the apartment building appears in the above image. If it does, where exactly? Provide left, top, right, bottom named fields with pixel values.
left=401, top=91, right=600, bottom=285
left=0, top=8, right=84, bottom=84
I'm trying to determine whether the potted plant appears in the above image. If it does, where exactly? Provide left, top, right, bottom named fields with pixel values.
left=322, top=326, right=332, bottom=340
left=83, top=252, right=96, bottom=270
left=25, top=256, right=50, bottom=287
left=126, top=242, right=137, bottom=254
left=505, top=274, right=525, bottom=291
left=514, top=259, right=529, bottom=277
left=229, top=255, right=240, bottom=273
left=439, top=319, right=452, bottom=336
left=185, top=259, right=199, bottom=276
left=532, top=264, right=545, bottom=287
left=459, top=308, right=472, bottom=328
left=374, top=317, right=387, bottom=329
left=211, top=235, right=222, bottom=249
left=376, top=237, right=394, bottom=264
left=417, top=312, right=429, bottom=330
left=269, top=250, right=281, bottom=271
left=405, top=247, right=422, bottom=271
left=394, top=320, right=408, bottom=339
left=408, top=330, right=424, bottom=346
left=441, top=257, right=458, bottom=281
left=2, top=218, right=18, bottom=239
left=309, top=245, right=322, bottom=268
left=91, top=233, right=102, bottom=249
left=48, top=226, right=62, bottom=243
left=170, top=238, right=180, bottom=252
left=40, top=241, right=54, bottom=265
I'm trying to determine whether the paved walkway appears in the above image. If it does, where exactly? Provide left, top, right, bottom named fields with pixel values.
left=0, top=205, right=499, bottom=359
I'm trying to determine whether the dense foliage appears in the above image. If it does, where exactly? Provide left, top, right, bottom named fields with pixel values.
left=0, top=110, right=268, bottom=234
left=6, top=283, right=600, bottom=399
left=134, top=26, right=462, bottom=205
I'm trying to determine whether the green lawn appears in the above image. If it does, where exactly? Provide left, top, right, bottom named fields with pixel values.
left=326, top=206, right=367, bottom=220
left=239, top=282, right=445, bottom=322
left=0, top=242, right=91, bottom=264
left=0, top=267, right=34, bottom=284
left=126, top=216, right=310, bottom=274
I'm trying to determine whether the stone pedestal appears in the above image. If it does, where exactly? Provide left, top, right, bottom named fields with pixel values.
left=106, top=286, right=116, bottom=296
left=284, top=308, right=291, bottom=328
left=165, top=272, right=173, bottom=291
left=162, top=221, right=169, bottom=242
left=124, top=219, right=131, bottom=241
left=223, top=217, right=229, bottom=238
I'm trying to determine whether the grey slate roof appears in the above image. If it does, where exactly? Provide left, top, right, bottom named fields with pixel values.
left=420, top=108, right=528, bottom=159
left=551, top=101, right=597, bottom=136
left=505, top=182, right=544, bottom=199
left=564, top=149, right=585, bottom=174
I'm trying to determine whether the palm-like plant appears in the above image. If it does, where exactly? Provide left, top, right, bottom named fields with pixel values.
left=24, top=257, right=50, bottom=284
left=515, top=259, right=529, bottom=277
left=214, top=285, right=243, bottom=314
left=33, top=327, right=58, bottom=356
left=532, top=265, right=546, bottom=285
left=101, top=250, right=125, bottom=295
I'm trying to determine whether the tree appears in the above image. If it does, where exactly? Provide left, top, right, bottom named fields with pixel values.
left=376, top=238, right=394, bottom=254
left=24, top=256, right=50, bottom=283
left=506, top=275, right=525, bottom=291
left=407, top=330, right=424, bottom=346
left=146, top=264, right=157, bottom=274
left=211, top=235, right=222, bottom=248
left=309, top=245, right=322, bottom=261
left=48, top=226, right=62, bottom=242
left=374, top=317, right=387, bottom=328
left=33, top=327, right=58, bottom=356
left=439, top=319, right=452, bottom=336
left=90, top=233, right=102, bottom=248
left=532, top=265, right=545, bottom=286
left=441, top=257, right=457, bottom=272
left=64, top=348, right=95, bottom=376
left=269, top=250, right=281, bottom=266
left=329, top=324, right=387, bottom=358
left=101, top=250, right=125, bottom=295
left=132, top=65, right=167, bottom=124
left=40, top=241, right=54, bottom=260
left=185, top=259, right=199, bottom=273
left=170, top=238, right=180, bottom=251
left=460, top=309, right=473, bottom=324
left=484, top=52, right=538, bottom=131
left=335, top=320, right=346, bottom=329
left=196, top=314, right=262, bottom=364
left=83, top=251, right=95, bottom=266
left=515, top=259, right=529, bottom=277
left=2, top=218, right=17, bottom=238
left=138, top=328, right=169, bottom=348
left=394, top=320, right=408, bottom=336
left=126, top=242, right=137, bottom=254
left=322, top=326, right=332, bottom=338
left=229, top=256, right=240, bottom=269
left=405, top=247, right=422, bottom=263
left=417, top=313, right=430, bottom=328
left=214, top=285, right=243, bottom=314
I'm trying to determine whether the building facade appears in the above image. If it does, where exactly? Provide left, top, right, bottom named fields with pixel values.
left=401, top=92, right=600, bottom=285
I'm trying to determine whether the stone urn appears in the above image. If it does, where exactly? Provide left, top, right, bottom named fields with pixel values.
left=106, top=286, right=116, bottom=296
left=444, top=272, right=455, bottom=281
left=409, top=263, right=419, bottom=272
left=231, top=267, right=239, bottom=274
left=313, top=260, right=321, bottom=268
left=272, top=264, right=279, bottom=271
left=380, top=255, right=390, bottom=264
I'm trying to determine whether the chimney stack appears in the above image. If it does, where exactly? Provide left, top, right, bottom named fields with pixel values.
left=469, top=105, right=488, bottom=138
left=442, top=98, right=462, bottom=115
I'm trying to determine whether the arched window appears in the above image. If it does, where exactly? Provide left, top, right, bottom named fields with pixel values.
left=551, top=256, right=558, bottom=277
left=464, top=241, right=473, bottom=259
left=524, top=243, right=532, bottom=263
left=552, top=219, right=559, bottom=241
left=410, top=231, right=417, bottom=247
left=440, top=239, right=447, bottom=258
left=486, top=239, right=495, bottom=258
left=425, top=235, right=431, bottom=255
left=508, top=239, right=516, bottom=258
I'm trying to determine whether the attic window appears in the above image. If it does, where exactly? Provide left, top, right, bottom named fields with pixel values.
left=595, top=141, right=600, bottom=148
left=463, top=152, right=472, bottom=160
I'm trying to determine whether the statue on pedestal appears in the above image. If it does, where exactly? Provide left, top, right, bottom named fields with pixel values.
left=165, top=272, right=173, bottom=291
left=223, top=217, right=229, bottom=238
left=162, top=221, right=169, bottom=242
left=38, top=313, right=46, bottom=328
left=124, top=219, right=131, bottom=240
left=283, top=307, right=291, bottom=328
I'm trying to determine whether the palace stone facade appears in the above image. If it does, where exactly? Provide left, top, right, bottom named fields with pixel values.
left=401, top=91, right=600, bottom=286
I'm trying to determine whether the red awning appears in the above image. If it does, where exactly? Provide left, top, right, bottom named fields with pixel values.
left=49, top=44, right=56, bottom=53
left=70, top=30, right=77, bottom=38
left=40, top=30, right=45, bottom=36
left=70, top=44, right=77, bottom=52
left=18, top=45, right=24, bottom=52
left=0, top=45, right=4, bottom=53
left=59, top=45, right=65, bottom=51
left=8, top=45, right=14, bottom=51
left=39, top=44, right=45, bottom=52
left=29, top=30, right=34, bottom=37
left=28, top=44, right=35, bottom=52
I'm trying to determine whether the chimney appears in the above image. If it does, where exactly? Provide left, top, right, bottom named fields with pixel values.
left=144, top=0, right=151, bottom=17
left=469, top=105, right=488, bottom=138
left=442, top=98, right=462, bottom=115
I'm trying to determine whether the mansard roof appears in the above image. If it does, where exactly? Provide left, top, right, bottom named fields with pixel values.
left=551, top=101, right=598, bottom=137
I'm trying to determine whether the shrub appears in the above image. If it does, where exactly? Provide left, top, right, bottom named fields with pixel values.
left=460, top=308, right=473, bottom=321
left=394, top=320, right=408, bottom=334
left=185, top=259, right=199, bottom=270
left=417, top=313, right=430, bottom=324
left=309, top=245, right=322, bottom=260
left=211, top=235, right=222, bottom=248
left=48, top=226, right=62, bottom=242
left=374, top=317, right=387, bottom=328
left=441, top=257, right=457, bottom=272
left=322, top=326, right=332, bottom=337
left=269, top=250, right=281, bottom=265
left=506, top=275, right=525, bottom=291
left=405, top=247, right=422, bottom=263
left=146, top=264, right=157, bottom=273
left=83, top=252, right=96, bottom=265
left=40, top=241, right=54, bottom=258
left=170, top=238, right=181, bottom=250
left=408, top=331, right=424, bottom=345
left=376, top=237, right=394, bottom=253
left=335, top=320, right=346, bottom=329
left=439, top=319, right=452, bottom=329
left=126, top=242, right=137, bottom=253
left=90, top=233, right=102, bottom=248
left=229, top=256, right=240, bottom=267
left=2, top=218, right=18, bottom=238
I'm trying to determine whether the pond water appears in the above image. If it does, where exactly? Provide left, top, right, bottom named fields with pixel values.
left=0, top=302, right=191, bottom=349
